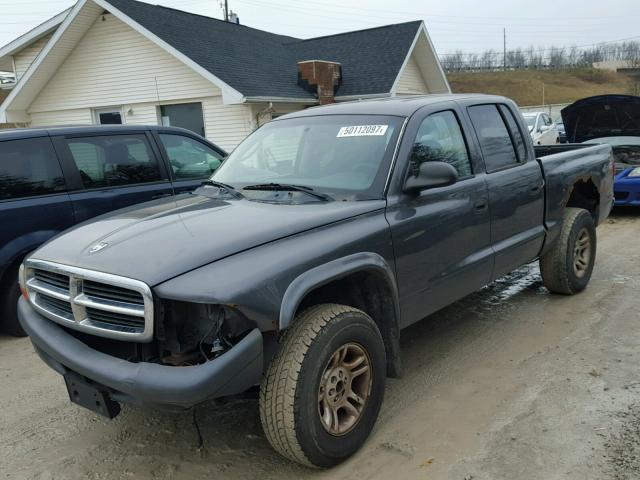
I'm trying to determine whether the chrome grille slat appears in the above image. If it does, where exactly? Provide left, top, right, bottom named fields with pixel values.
left=83, top=280, right=144, bottom=304
left=33, top=270, right=69, bottom=290
left=24, top=260, right=154, bottom=342
left=26, top=278, right=70, bottom=301
left=74, top=293, right=145, bottom=316
left=37, top=294, right=73, bottom=318
left=86, top=307, right=145, bottom=329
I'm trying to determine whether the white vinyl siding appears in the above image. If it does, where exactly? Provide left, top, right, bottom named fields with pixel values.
left=123, top=103, right=159, bottom=126
left=29, top=13, right=220, bottom=114
left=396, top=55, right=428, bottom=95
left=202, top=97, right=254, bottom=151
left=30, top=108, right=92, bottom=125
left=13, top=33, right=53, bottom=81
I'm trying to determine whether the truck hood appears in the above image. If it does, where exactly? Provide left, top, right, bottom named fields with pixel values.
left=31, top=193, right=385, bottom=286
left=561, top=95, right=640, bottom=143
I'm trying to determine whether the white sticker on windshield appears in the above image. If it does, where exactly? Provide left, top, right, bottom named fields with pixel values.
left=337, top=125, right=388, bottom=137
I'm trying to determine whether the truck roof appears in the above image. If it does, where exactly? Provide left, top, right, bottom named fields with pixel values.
left=279, top=94, right=510, bottom=119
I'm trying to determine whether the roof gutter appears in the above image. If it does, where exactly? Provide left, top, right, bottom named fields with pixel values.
left=243, top=96, right=318, bottom=104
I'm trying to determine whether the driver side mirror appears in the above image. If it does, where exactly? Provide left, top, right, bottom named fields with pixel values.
left=403, top=161, right=458, bottom=193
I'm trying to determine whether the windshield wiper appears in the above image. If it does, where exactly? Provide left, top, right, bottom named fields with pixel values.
left=201, top=180, right=244, bottom=198
left=243, top=183, right=333, bottom=201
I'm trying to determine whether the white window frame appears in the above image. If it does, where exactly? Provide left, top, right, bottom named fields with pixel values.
left=92, top=106, right=124, bottom=125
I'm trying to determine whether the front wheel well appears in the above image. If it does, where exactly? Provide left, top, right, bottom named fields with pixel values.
left=294, top=270, right=401, bottom=378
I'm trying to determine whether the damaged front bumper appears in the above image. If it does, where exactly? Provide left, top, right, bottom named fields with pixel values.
left=18, top=298, right=263, bottom=411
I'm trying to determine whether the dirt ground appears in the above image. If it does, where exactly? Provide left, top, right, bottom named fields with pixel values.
left=2, top=211, right=640, bottom=480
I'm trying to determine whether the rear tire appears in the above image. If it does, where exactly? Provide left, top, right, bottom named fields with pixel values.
left=1, top=265, right=26, bottom=337
left=259, top=304, right=386, bottom=468
left=540, top=207, right=596, bottom=294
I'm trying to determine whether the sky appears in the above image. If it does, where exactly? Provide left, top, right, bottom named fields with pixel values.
left=2, top=0, right=640, bottom=58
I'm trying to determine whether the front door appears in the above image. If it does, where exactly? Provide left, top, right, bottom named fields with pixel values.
left=387, top=108, right=492, bottom=328
left=467, top=103, right=545, bottom=280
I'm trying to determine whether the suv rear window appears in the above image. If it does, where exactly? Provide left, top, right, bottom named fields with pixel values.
left=66, top=135, right=162, bottom=188
left=0, top=137, right=66, bottom=200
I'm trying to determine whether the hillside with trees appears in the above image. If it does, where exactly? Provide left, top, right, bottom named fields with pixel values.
left=441, top=40, right=640, bottom=72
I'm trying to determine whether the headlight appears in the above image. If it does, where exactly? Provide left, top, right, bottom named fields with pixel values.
left=628, top=167, right=640, bottom=177
left=18, top=263, right=29, bottom=300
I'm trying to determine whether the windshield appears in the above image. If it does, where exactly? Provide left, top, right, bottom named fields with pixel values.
left=212, top=114, right=404, bottom=199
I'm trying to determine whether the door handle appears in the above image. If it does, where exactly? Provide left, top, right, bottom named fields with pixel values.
left=474, top=201, right=487, bottom=210
left=152, top=193, right=172, bottom=200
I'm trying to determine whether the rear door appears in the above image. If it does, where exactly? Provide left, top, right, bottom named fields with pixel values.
left=466, top=102, right=545, bottom=280
left=152, top=131, right=226, bottom=194
left=54, top=131, right=174, bottom=222
left=0, top=135, right=74, bottom=277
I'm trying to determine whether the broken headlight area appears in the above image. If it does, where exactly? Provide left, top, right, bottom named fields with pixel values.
left=156, top=300, right=255, bottom=366
left=56, top=302, right=255, bottom=367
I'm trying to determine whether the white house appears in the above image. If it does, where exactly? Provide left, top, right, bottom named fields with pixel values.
left=0, top=0, right=450, bottom=151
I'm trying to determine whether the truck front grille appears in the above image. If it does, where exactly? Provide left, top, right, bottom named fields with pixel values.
left=24, top=260, right=154, bottom=342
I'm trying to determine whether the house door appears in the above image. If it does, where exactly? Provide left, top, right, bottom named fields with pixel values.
left=94, top=108, right=123, bottom=125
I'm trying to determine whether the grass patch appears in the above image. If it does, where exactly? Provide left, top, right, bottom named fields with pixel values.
left=448, top=68, right=640, bottom=106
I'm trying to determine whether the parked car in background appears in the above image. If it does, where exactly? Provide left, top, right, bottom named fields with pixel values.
left=522, top=112, right=560, bottom=145
left=17, top=95, right=614, bottom=467
left=562, top=94, right=640, bottom=207
left=0, top=125, right=226, bottom=336
left=555, top=118, right=567, bottom=143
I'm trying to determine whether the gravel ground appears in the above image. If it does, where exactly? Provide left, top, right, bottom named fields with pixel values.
left=1, top=211, right=639, bottom=480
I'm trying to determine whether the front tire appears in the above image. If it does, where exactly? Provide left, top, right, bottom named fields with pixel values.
left=259, top=304, right=386, bottom=468
left=540, top=207, right=596, bottom=294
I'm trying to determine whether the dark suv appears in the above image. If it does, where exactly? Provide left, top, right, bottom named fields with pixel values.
left=0, top=125, right=225, bottom=335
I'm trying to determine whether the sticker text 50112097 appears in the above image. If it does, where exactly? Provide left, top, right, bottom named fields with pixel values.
left=337, top=125, right=389, bottom=138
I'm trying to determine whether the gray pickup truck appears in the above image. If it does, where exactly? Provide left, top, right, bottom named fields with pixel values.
left=17, top=94, right=614, bottom=468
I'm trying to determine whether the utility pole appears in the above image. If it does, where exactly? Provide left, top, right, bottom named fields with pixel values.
left=222, top=0, right=229, bottom=22
left=503, top=28, right=507, bottom=71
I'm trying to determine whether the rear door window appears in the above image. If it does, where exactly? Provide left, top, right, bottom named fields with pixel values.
left=468, top=105, right=519, bottom=172
left=65, top=135, right=162, bottom=188
left=498, top=105, right=528, bottom=162
left=0, top=137, right=66, bottom=200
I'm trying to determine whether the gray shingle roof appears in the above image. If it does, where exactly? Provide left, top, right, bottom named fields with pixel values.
left=105, top=0, right=421, bottom=99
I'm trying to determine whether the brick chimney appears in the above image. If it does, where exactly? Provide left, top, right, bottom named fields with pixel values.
left=297, top=60, right=342, bottom=104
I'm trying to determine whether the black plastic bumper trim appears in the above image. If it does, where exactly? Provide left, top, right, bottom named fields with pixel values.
left=18, top=298, right=263, bottom=407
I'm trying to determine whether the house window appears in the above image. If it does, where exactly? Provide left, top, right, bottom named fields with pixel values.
left=93, top=107, right=123, bottom=125
left=160, top=102, right=205, bottom=137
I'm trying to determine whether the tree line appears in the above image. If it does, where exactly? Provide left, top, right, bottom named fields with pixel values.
left=440, top=41, right=640, bottom=72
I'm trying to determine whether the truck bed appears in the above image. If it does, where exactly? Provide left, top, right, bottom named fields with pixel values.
left=535, top=143, right=614, bottom=252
